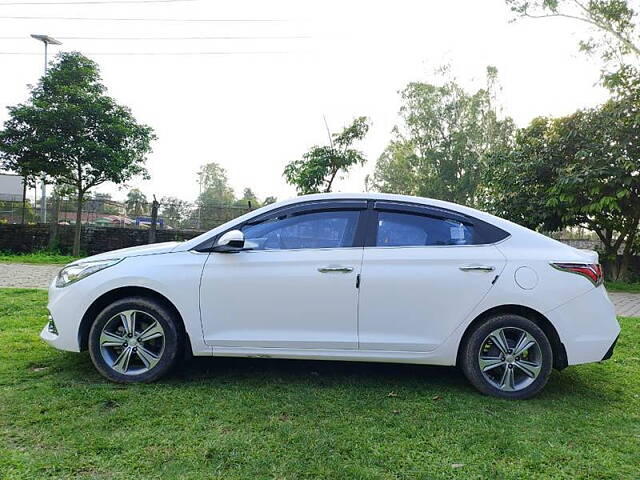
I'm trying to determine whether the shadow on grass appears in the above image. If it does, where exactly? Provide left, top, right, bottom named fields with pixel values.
left=44, top=349, right=618, bottom=406
left=179, top=355, right=463, bottom=381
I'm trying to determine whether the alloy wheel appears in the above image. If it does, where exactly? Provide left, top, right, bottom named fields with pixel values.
left=477, top=327, right=543, bottom=392
left=99, top=309, right=165, bottom=375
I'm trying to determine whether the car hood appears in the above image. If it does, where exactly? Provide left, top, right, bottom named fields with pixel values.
left=71, top=241, right=182, bottom=264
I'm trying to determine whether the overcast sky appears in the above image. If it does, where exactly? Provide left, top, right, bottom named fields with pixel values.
left=0, top=0, right=608, bottom=203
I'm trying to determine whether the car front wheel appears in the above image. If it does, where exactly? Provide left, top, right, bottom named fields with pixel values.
left=460, top=314, right=553, bottom=400
left=88, top=296, right=180, bottom=383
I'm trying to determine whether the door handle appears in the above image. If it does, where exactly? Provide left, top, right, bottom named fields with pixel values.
left=318, top=266, right=354, bottom=273
left=459, top=265, right=495, bottom=272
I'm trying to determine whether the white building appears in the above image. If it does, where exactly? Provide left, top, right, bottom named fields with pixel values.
left=0, top=173, right=24, bottom=202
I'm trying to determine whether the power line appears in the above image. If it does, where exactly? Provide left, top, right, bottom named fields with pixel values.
left=0, top=15, right=285, bottom=22
left=0, top=35, right=310, bottom=40
left=0, top=0, right=195, bottom=4
left=0, top=50, right=293, bottom=55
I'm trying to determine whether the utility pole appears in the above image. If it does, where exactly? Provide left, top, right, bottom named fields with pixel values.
left=31, top=34, right=62, bottom=224
left=149, top=195, right=159, bottom=244
left=198, top=170, right=203, bottom=230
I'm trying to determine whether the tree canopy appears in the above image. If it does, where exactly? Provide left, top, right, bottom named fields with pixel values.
left=284, top=116, right=370, bottom=194
left=371, top=67, right=514, bottom=207
left=125, top=188, right=148, bottom=217
left=235, top=187, right=261, bottom=208
left=197, top=162, right=236, bottom=206
left=506, top=0, right=639, bottom=78
left=159, top=196, right=191, bottom=229
left=0, top=51, right=155, bottom=254
left=485, top=84, right=640, bottom=278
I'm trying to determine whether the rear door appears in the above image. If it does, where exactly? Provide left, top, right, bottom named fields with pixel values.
left=358, top=202, right=507, bottom=352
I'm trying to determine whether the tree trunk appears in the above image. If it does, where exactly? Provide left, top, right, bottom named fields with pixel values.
left=73, top=191, right=84, bottom=256
left=600, top=241, right=619, bottom=281
left=325, top=169, right=339, bottom=192
left=617, top=217, right=640, bottom=281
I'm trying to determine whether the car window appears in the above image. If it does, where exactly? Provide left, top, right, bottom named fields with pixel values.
left=241, top=210, right=360, bottom=250
left=376, top=211, right=474, bottom=247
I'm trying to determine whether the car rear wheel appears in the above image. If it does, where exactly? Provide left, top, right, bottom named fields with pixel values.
left=460, top=314, right=553, bottom=399
left=88, top=297, right=180, bottom=383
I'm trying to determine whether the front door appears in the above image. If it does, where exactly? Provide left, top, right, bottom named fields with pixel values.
left=200, top=207, right=364, bottom=350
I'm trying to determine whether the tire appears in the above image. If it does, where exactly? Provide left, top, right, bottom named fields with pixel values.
left=88, top=296, right=181, bottom=383
left=460, top=314, right=553, bottom=400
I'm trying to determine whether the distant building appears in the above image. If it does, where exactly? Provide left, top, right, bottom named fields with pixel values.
left=0, top=173, right=24, bottom=202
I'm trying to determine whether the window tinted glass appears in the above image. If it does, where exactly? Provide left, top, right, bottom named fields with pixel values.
left=241, top=210, right=359, bottom=250
left=376, top=211, right=474, bottom=247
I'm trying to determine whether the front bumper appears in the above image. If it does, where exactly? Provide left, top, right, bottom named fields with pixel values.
left=39, top=277, right=87, bottom=352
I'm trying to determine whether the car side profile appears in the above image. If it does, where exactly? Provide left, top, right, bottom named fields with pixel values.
left=41, top=193, right=620, bottom=399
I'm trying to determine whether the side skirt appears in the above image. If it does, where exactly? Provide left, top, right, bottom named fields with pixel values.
left=198, top=346, right=455, bottom=366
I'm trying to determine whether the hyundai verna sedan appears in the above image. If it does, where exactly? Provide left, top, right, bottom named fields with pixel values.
left=41, top=193, right=620, bottom=399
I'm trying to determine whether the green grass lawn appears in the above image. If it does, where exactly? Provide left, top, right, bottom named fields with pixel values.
left=606, top=281, right=640, bottom=294
left=0, top=289, right=638, bottom=479
left=0, top=251, right=81, bottom=265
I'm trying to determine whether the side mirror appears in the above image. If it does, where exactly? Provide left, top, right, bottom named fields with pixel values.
left=212, top=230, right=245, bottom=252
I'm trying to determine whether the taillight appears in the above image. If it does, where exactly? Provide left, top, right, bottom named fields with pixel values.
left=551, top=263, right=603, bottom=286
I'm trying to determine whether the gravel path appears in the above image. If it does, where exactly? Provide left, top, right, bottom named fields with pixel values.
left=1, top=262, right=639, bottom=316
left=0, top=263, right=61, bottom=289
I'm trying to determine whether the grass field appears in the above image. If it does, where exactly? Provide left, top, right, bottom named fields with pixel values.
left=606, top=281, right=640, bottom=294
left=0, top=251, right=81, bottom=265
left=0, top=288, right=638, bottom=479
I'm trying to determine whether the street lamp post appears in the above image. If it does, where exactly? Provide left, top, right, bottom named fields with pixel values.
left=31, top=34, right=62, bottom=224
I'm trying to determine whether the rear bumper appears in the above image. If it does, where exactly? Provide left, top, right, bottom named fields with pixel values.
left=601, top=335, right=619, bottom=361
left=545, top=286, right=620, bottom=366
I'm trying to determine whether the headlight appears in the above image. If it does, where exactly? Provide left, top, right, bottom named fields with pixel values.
left=56, top=258, right=122, bottom=288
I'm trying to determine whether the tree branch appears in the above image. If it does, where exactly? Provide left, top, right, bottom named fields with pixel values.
left=521, top=6, right=640, bottom=57
left=325, top=168, right=339, bottom=193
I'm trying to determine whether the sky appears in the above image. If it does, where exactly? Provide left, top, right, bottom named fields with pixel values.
left=0, top=0, right=609, bottom=204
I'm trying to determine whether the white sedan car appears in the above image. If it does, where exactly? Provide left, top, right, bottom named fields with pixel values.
left=41, top=193, right=620, bottom=399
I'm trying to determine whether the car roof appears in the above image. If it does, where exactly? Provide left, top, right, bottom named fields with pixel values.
left=263, top=192, right=514, bottom=228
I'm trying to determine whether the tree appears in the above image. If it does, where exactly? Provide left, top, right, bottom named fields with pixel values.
left=0, top=52, right=155, bottom=254
left=506, top=0, right=639, bottom=76
left=371, top=67, right=514, bottom=207
left=0, top=199, right=36, bottom=223
left=197, top=162, right=235, bottom=205
left=485, top=86, right=640, bottom=279
left=195, top=162, right=236, bottom=229
left=263, top=195, right=277, bottom=205
left=284, top=116, right=370, bottom=194
left=504, top=1, right=640, bottom=279
left=234, top=187, right=260, bottom=208
left=160, top=196, right=191, bottom=229
left=125, top=188, right=148, bottom=217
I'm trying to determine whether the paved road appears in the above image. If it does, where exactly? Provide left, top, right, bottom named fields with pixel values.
left=609, top=292, right=640, bottom=317
left=0, top=262, right=639, bottom=316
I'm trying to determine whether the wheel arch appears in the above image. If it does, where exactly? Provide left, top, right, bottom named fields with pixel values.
left=78, top=286, right=192, bottom=356
left=456, top=304, right=568, bottom=370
